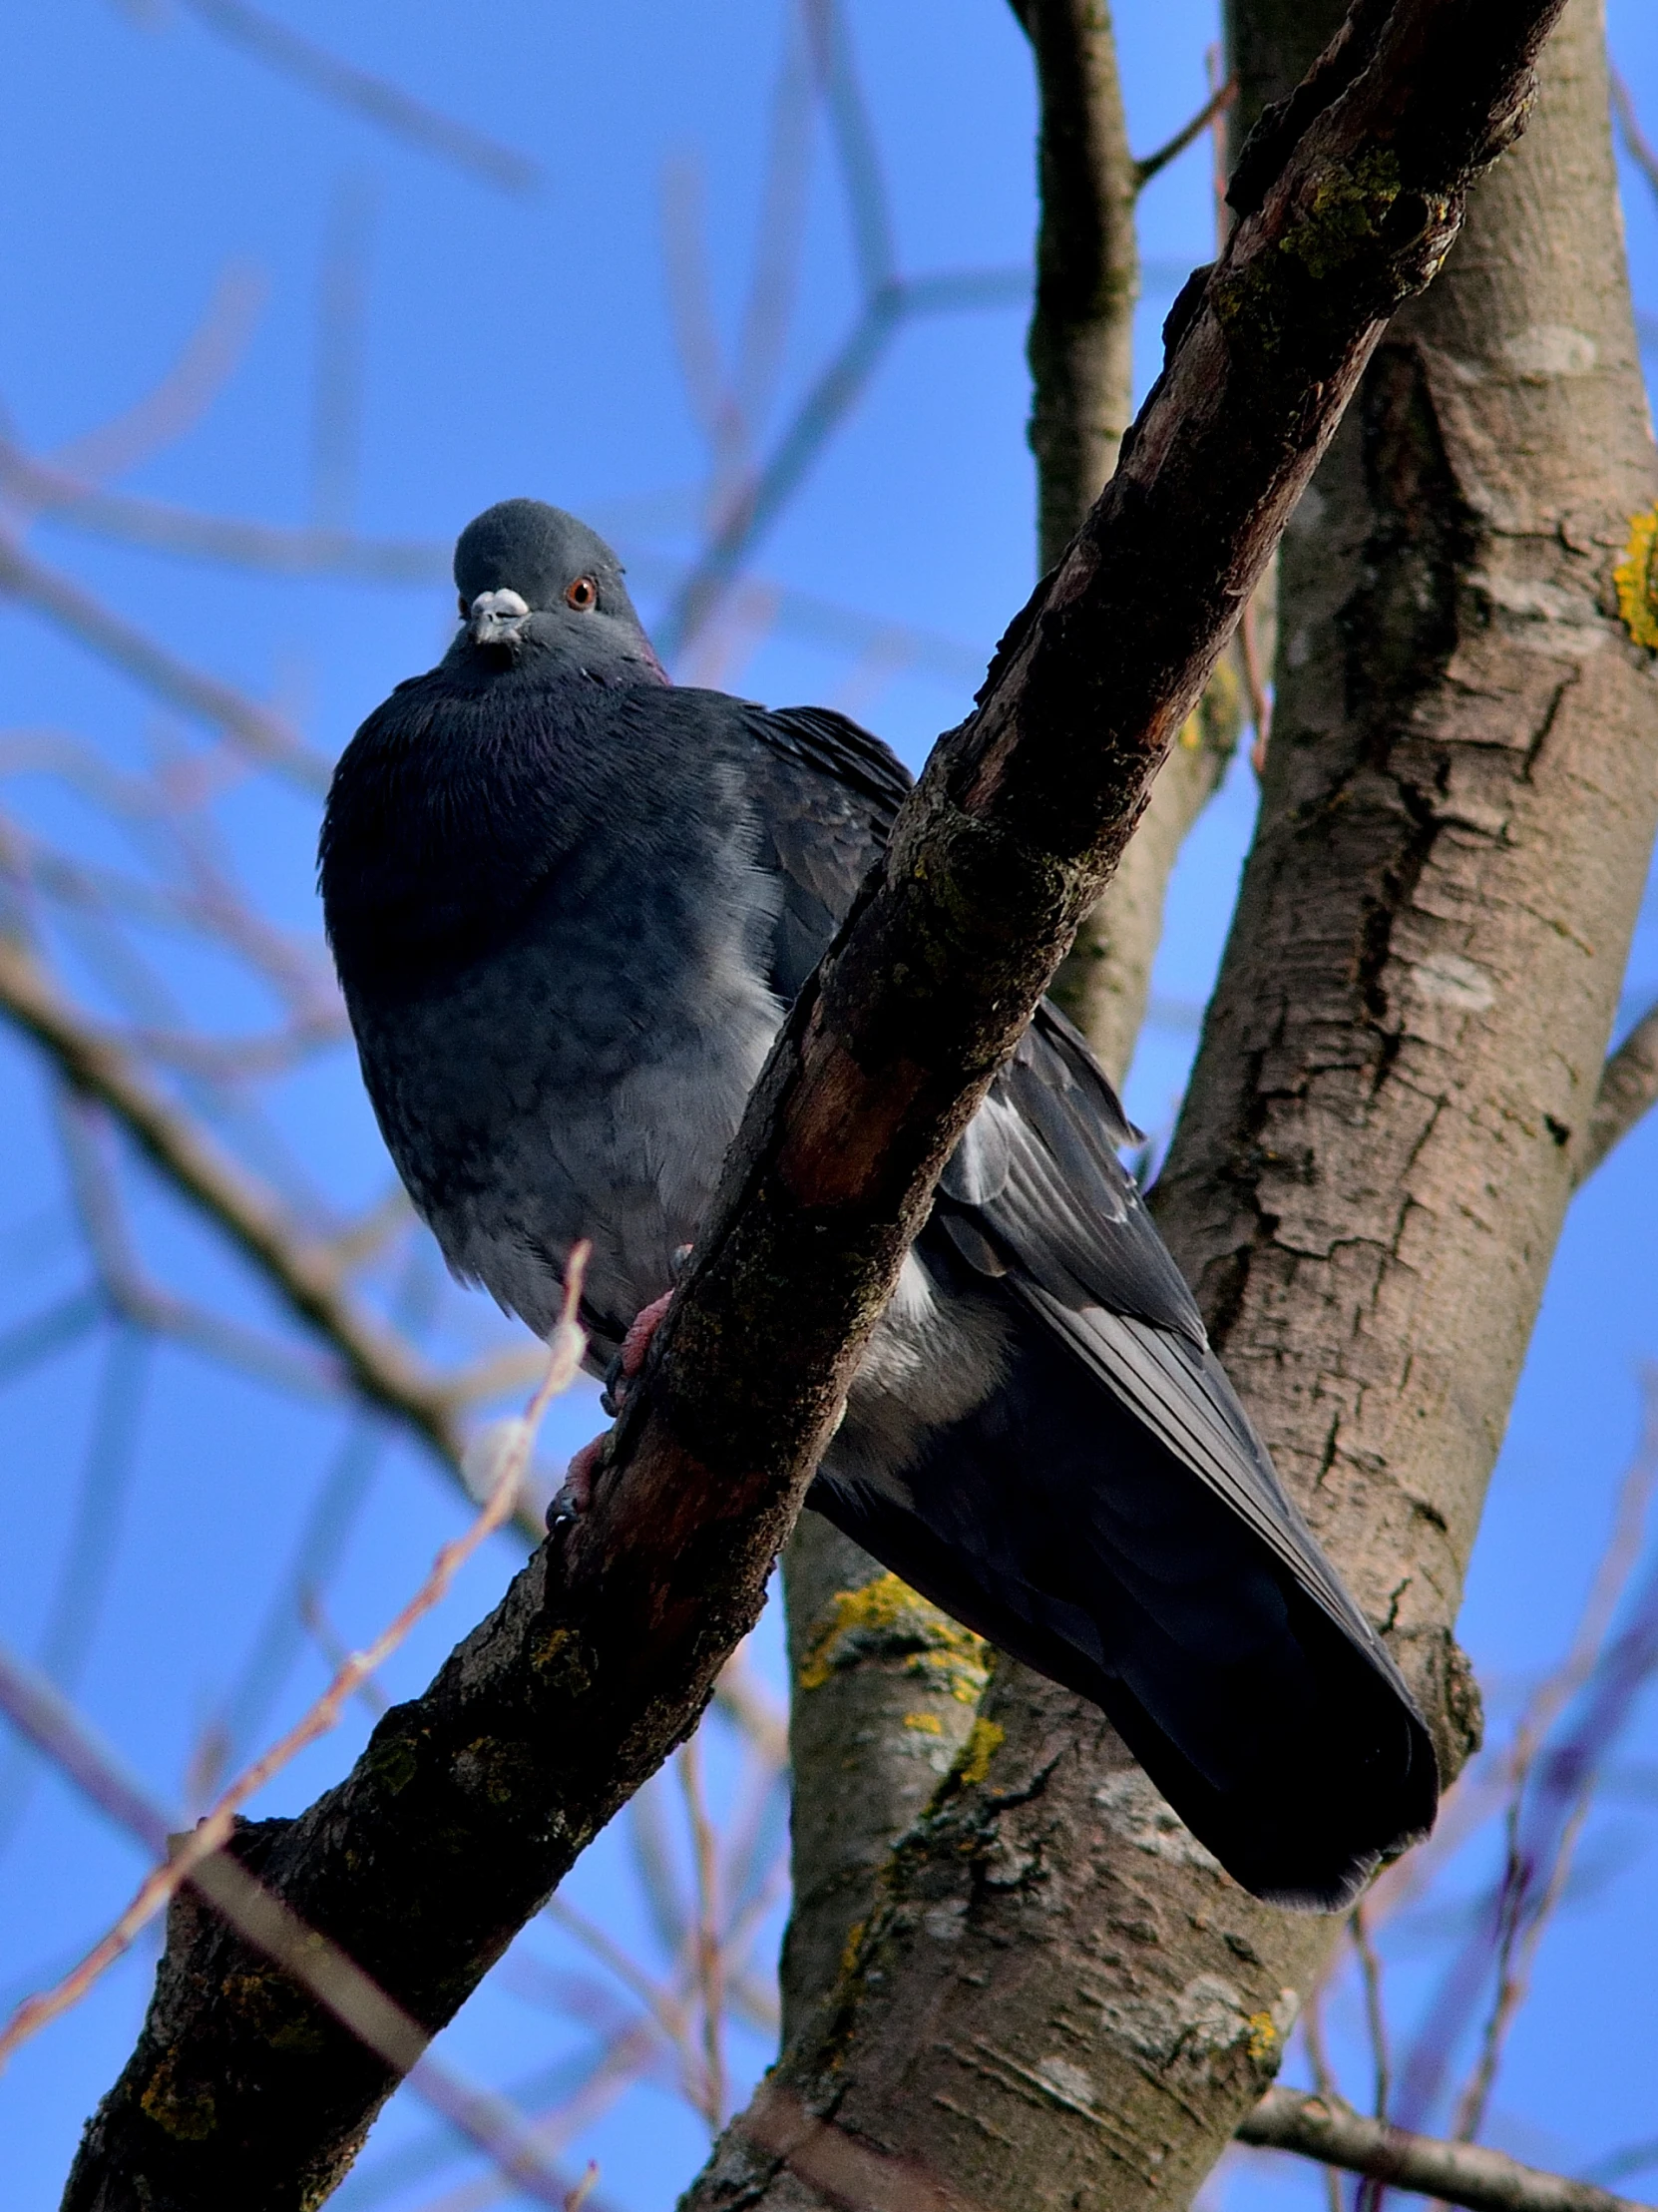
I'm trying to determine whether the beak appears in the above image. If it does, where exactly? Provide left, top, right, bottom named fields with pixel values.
left=468, top=588, right=532, bottom=646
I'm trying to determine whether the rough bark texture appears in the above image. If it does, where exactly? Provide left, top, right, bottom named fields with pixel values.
left=682, top=5, right=1657, bottom=2210
left=1022, top=0, right=1139, bottom=570
left=1012, top=0, right=1249, bottom=1091
left=63, top=4, right=1579, bottom=2202
left=778, top=1520, right=991, bottom=2054
left=1048, top=669, right=1246, bottom=1087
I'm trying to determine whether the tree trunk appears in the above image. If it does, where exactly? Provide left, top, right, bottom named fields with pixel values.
left=1023, top=0, right=1247, bottom=1090
left=685, top=3, right=1658, bottom=2207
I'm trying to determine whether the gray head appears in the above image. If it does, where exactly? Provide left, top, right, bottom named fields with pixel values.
left=453, top=498, right=663, bottom=675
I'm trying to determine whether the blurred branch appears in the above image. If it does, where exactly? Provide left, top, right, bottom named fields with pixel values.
left=678, top=1738, right=726, bottom=2129
left=1351, top=1900, right=1392, bottom=2119
left=1297, top=1994, right=1346, bottom=2212
left=2, top=439, right=445, bottom=579
left=1237, top=2089, right=1653, bottom=2212
left=1611, top=69, right=1658, bottom=203
left=659, top=264, right=1028, bottom=657
left=41, top=260, right=267, bottom=486
left=1577, top=1000, right=1658, bottom=1184
left=0, top=1640, right=593, bottom=2210
left=653, top=0, right=1029, bottom=657
left=1360, top=1378, right=1658, bottom=1992
left=0, top=439, right=994, bottom=689
left=6, top=1290, right=582, bottom=2063
left=806, top=0, right=896, bottom=293
left=0, top=1323, right=146, bottom=1861
left=1589, top=2143, right=1658, bottom=2195
left=0, top=532, right=331, bottom=790
left=1019, top=9, right=1246, bottom=1085
left=310, top=175, right=376, bottom=530
left=733, top=10, right=815, bottom=447
left=1391, top=1505, right=1658, bottom=2138
left=0, top=929, right=520, bottom=1495
left=164, top=0, right=542, bottom=197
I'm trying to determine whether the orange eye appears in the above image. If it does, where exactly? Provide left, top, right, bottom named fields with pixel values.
left=566, top=576, right=599, bottom=612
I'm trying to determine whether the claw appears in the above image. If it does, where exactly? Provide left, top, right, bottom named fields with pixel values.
left=550, top=1433, right=608, bottom=1528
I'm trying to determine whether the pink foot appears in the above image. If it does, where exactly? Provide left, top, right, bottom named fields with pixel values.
left=551, top=1433, right=608, bottom=1527
left=619, top=1289, right=674, bottom=1381
left=555, top=1259, right=693, bottom=1529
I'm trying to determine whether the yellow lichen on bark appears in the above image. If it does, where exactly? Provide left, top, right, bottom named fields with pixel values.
left=957, top=1715, right=1006, bottom=1786
left=795, top=1571, right=990, bottom=1703
left=1614, top=506, right=1658, bottom=647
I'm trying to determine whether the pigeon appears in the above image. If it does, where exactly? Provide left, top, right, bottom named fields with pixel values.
left=320, top=498, right=1438, bottom=1911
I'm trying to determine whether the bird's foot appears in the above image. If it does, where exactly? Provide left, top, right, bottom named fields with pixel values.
left=549, top=1433, right=608, bottom=1530
left=620, top=1289, right=674, bottom=1378
left=556, top=1250, right=695, bottom=1526
left=599, top=1250, right=692, bottom=1416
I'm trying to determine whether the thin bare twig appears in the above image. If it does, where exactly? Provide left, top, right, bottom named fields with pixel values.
left=657, top=0, right=1028, bottom=655
left=1577, top=1002, right=1658, bottom=1185
left=1439, top=1410, right=1658, bottom=2166
left=1298, top=1992, right=1346, bottom=2212
left=0, top=1639, right=590, bottom=2208
left=0, top=534, right=329, bottom=789
left=0, top=930, right=503, bottom=1481
left=300, top=1589, right=391, bottom=1719
left=1392, top=1497, right=1658, bottom=2139
left=35, top=263, right=268, bottom=489
left=310, top=176, right=376, bottom=531
left=660, top=265, right=1026, bottom=657
left=1611, top=70, right=1658, bottom=204
left=1132, top=76, right=1237, bottom=190
left=0, top=437, right=991, bottom=687
left=56, top=1094, right=344, bottom=1400
left=1450, top=1783, right=1592, bottom=2147
left=544, top=1897, right=700, bottom=2079
left=1237, top=2089, right=1653, bottom=2212
left=0, top=1252, right=588, bottom=2067
left=1352, top=1901, right=1392, bottom=2119
left=170, top=0, right=541, bottom=196
left=678, top=1736, right=726, bottom=2129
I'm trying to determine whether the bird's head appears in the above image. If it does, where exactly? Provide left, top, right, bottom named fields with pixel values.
left=452, top=499, right=666, bottom=679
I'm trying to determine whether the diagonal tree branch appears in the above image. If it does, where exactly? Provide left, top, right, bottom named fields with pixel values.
left=1237, top=2088, right=1653, bottom=2212
left=59, top=6, right=1571, bottom=2204
left=0, top=1642, right=598, bottom=2211
left=1576, top=1001, right=1658, bottom=1184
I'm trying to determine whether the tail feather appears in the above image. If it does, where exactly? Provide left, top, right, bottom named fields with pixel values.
left=813, top=1313, right=1437, bottom=1912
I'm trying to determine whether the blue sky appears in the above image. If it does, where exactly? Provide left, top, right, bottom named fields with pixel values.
left=0, top=4, right=1655, bottom=2208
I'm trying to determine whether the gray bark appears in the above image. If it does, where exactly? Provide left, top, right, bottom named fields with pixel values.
left=1048, top=669, right=1246, bottom=1087
left=778, top=1519, right=988, bottom=2054
left=685, top=4, right=1658, bottom=2208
